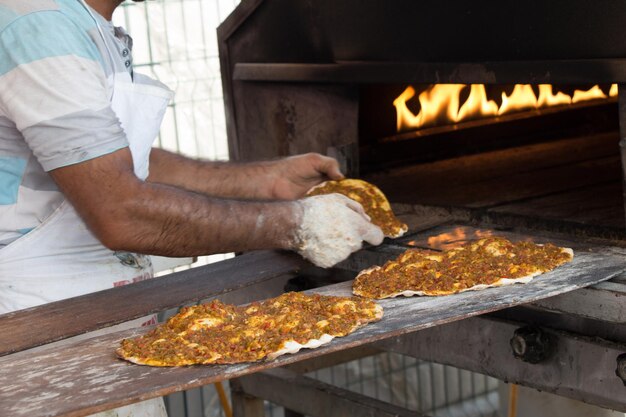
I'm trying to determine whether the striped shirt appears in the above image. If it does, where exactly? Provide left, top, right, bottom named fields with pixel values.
left=0, top=0, right=132, bottom=246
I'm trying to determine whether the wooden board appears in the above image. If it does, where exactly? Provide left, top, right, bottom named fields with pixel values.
left=233, top=368, right=425, bottom=417
left=0, top=250, right=307, bottom=356
left=0, top=241, right=623, bottom=417
left=353, top=225, right=626, bottom=323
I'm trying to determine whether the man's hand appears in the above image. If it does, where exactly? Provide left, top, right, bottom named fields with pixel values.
left=148, top=149, right=343, bottom=201
left=266, top=153, right=344, bottom=200
left=293, top=194, right=384, bottom=268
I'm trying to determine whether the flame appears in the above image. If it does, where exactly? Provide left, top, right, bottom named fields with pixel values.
left=405, top=227, right=496, bottom=250
left=425, top=228, right=496, bottom=249
left=537, top=84, right=571, bottom=107
left=395, top=84, right=618, bottom=131
left=457, top=84, right=499, bottom=121
left=572, top=85, right=608, bottom=103
left=499, top=84, right=537, bottom=114
left=426, top=227, right=469, bottom=249
left=394, top=85, right=464, bottom=130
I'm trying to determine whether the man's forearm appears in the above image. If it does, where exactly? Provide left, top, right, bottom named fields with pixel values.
left=91, top=180, right=301, bottom=257
left=51, top=149, right=301, bottom=257
left=50, top=148, right=381, bottom=266
left=147, top=148, right=277, bottom=200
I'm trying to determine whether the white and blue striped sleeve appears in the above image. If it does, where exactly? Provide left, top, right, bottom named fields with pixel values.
left=0, top=10, right=128, bottom=172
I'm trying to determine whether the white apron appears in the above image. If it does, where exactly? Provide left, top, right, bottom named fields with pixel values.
left=0, top=2, right=173, bottom=416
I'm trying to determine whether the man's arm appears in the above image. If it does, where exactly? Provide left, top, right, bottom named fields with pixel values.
left=51, top=148, right=300, bottom=257
left=50, top=148, right=383, bottom=265
left=147, top=148, right=344, bottom=200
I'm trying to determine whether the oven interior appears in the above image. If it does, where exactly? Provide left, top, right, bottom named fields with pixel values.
left=358, top=83, right=624, bottom=236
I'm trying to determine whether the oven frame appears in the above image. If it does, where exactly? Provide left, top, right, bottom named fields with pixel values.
left=218, top=1, right=626, bottom=414
left=218, top=0, right=626, bottom=224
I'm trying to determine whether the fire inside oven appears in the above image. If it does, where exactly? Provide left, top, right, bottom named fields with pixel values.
left=358, top=83, right=624, bottom=234
left=395, top=84, right=616, bottom=131
left=359, top=83, right=619, bottom=170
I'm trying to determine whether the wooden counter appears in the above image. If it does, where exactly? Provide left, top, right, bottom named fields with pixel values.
left=0, top=239, right=623, bottom=417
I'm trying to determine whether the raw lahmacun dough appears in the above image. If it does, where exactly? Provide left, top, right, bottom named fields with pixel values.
left=117, top=292, right=383, bottom=366
left=307, top=178, right=408, bottom=238
left=353, top=237, right=573, bottom=299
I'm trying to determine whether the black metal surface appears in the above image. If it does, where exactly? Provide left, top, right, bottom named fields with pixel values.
left=510, top=326, right=557, bottom=364
left=233, top=61, right=626, bottom=84
left=618, top=85, right=626, bottom=227
left=377, top=316, right=626, bottom=412
left=617, top=353, right=626, bottom=386
left=220, top=0, right=626, bottom=64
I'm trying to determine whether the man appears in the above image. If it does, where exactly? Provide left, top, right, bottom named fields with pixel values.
left=0, top=0, right=383, bottom=415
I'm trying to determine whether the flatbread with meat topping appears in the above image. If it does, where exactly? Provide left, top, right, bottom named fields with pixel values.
left=117, top=292, right=383, bottom=366
left=307, top=178, right=408, bottom=238
left=353, top=237, right=573, bottom=299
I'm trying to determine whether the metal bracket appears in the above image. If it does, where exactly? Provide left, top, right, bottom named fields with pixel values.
left=616, top=353, right=626, bottom=386
left=510, top=326, right=557, bottom=364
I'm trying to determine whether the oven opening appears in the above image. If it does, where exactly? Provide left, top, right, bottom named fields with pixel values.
left=394, top=84, right=616, bottom=133
left=359, top=83, right=624, bottom=235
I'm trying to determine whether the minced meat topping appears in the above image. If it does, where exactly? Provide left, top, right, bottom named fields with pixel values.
left=353, top=237, right=573, bottom=299
left=117, top=292, right=382, bottom=366
left=307, top=179, right=407, bottom=237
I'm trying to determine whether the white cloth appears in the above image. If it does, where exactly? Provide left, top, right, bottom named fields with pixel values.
left=0, top=15, right=173, bottom=313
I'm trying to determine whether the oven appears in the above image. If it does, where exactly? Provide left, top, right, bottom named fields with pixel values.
left=217, top=0, right=626, bottom=414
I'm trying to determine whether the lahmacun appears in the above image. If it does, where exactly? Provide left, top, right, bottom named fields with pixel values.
left=307, top=178, right=407, bottom=238
left=117, top=292, right=383, bottom=366
left=353, top=237, right=573, bottom=299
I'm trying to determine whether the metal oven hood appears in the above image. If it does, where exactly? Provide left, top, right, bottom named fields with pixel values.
left=218, top=0, right=626, bottom=172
